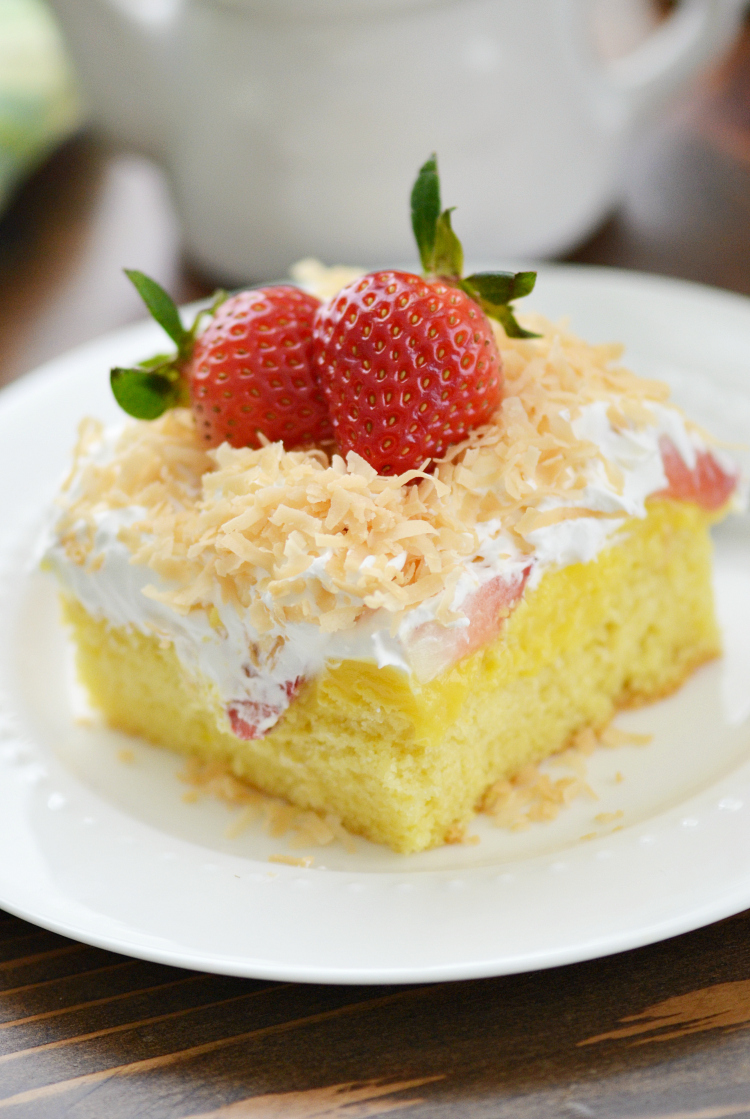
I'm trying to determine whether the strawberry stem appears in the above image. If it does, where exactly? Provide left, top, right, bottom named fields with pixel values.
left=409, top=156, right=540, bottom=338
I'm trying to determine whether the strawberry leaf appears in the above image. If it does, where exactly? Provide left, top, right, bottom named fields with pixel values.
left=433, top=208, right=463, bottom=281
left=124, top=269, right=189, bottom=350
left=410, top=154, right=441, bottom=273
left=463, top=270, right=537, bottom=305
left=462, top=270, right=540, bottom=338
left=110, top=365, right=183, bottom=420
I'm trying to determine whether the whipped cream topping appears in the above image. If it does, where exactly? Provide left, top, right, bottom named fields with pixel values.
left=44, top=398, right=713, bottom=737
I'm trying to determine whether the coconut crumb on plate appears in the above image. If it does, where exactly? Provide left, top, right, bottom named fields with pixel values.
left=178, top=757, right=357, bottom=852
left=177, top=718, right=642, bottom=851
left=269, top=855, right=315, bottom=868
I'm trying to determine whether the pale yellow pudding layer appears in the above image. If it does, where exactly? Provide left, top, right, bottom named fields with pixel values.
left=63, top=498, right=721, bottom=853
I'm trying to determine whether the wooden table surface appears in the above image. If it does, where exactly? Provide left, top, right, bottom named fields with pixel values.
left=2, top=20, right=750, bottom=1119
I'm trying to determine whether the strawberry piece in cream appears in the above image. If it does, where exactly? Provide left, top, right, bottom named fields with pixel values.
left=228, top=701, right=282, bottom=740
left=659, top=436, right=737, bottom=511
left=406, top=567, right=531, bottom=683
left=228, top=678, right=304, bottom=740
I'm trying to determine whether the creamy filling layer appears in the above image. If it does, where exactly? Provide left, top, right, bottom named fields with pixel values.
left=44, top=402, right=738, bottom=739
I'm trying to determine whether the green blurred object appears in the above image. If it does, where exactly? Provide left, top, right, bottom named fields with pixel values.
left=0, top=0, right=82, bottom=213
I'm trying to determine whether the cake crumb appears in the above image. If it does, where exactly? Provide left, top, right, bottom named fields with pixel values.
left=481, top=760, right=597, bottom=832
left=225, top=804, right=259, bottom=839
left=480, top=719, right=649, bottom=832
left=179, top=758, right=357, bottom=853
left=570, top=726, right=599, bottom=756
left=600, top=727, right=653, bottom=748
left=580, top=832, right=597, bottom=842
left=117, top=748, right=135, bottom=765
left=444, top=823, right=481, bottom=845
left=594, top=810, right=624, bottom=825
left=179, top=718, right=646, bottom=848
left=269, top=855, right=314, bottom=868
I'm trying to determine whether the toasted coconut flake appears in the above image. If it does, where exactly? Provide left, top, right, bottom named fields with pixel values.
left=480, top=720, right=643, bottom=831
left=290, top=258, right=365, bottom=300
left=179, top=758, right=356, bottom=852
left=269, top=854, right=315, bottom=868
left=595, top=810, right=624, bottom=825
left=599, top=727, right=653, bottom=748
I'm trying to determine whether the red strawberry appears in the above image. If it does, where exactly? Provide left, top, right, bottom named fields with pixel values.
left=189, top=286, right=332, bottom=448
left=313, top=270, right=503, bottom=474
left=111, top=275, right=332, bottom=450
left=112, top=156, right=536, bottom=464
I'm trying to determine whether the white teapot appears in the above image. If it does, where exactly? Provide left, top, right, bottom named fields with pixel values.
left=49, top=0, right=744, bottom=282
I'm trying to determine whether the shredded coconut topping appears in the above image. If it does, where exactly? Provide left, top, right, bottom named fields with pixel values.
left=55, top=314, right=681, bottom=632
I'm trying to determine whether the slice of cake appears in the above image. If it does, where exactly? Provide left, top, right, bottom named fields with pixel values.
left=45, top=159, right=739, bottom=853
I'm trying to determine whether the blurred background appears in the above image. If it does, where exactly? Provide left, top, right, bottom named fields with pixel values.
left=1, top=0, right=750, bottom=386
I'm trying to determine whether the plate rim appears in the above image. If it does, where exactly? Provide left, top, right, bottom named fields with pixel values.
left=0, top=262, right=749, bottom=985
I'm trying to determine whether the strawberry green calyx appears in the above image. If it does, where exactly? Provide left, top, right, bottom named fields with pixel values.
left=461, top=269, right=538, bottom=340
left=110, top=358, right=186, bottom=421
left=410, top=154, right=539, bottom=339
left=110, top=271, right=225, bottom=421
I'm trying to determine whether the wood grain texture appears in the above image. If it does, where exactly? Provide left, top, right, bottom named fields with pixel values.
left=1, top=10, right=750, bottom=1119
left=580, top=980, right=750, bottom=1046
left=0, top=914, right=748, bottom=1115
left=184, top=1077, right=443, bottom=1117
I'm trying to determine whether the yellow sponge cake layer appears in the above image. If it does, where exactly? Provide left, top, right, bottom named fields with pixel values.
left=63, top=498, right=721, bottom=853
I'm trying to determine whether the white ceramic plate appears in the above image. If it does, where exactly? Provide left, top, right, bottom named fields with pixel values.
left=0, top=265, right=749, bottom=985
